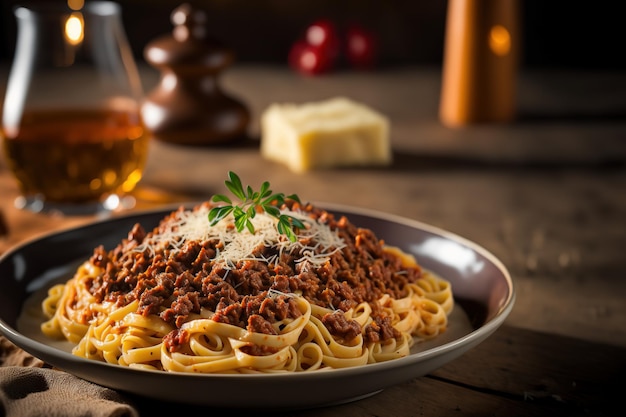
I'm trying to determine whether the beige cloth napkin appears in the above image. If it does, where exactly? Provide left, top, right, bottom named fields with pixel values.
left=0, top=336, right=139, bottom=417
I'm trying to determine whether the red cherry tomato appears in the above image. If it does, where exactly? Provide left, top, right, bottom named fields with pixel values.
left=305, top=19, right=340, bottom=60
left=346, top=24, right=378, bottom=69
left=288, top=40, right=334, bottom=75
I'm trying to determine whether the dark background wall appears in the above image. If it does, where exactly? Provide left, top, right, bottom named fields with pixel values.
left=1, top=0, right=624, bottom=70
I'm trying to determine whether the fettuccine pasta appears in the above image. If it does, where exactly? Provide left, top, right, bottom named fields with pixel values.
left=41, top=201, right=453, bottom=373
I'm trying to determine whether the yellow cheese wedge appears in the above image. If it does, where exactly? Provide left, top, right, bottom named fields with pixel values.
left=260, top=97, right=391, bottom=173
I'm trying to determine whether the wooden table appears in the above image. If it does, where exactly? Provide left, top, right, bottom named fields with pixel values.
left=1, top=65, right=625, bottom=416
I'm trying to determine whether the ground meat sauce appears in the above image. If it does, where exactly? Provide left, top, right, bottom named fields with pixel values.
left=88, top=201, right=423, bottom=352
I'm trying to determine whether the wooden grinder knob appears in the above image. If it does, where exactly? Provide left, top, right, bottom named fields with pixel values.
left=141, top=3, right=250, bottom=145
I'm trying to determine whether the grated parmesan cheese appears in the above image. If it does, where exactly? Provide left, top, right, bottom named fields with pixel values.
left=135, top=205, right=346, bottom=269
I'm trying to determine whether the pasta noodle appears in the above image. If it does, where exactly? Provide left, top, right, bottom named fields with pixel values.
left=41, top=201, right=453, bottom=373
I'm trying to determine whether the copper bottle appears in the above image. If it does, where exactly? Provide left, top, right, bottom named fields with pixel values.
left=439, top=0, right=520, bottom=126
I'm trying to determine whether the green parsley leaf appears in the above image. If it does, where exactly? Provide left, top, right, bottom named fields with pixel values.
left=209, top=171, right=304, bottom=242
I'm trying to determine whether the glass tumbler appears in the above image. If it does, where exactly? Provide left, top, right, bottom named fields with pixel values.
left=1, top=1, right=149, bottom=215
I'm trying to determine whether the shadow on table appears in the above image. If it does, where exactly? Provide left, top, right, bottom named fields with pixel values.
left=388, top=150, right=626, bottom=173
left=517, top=110, right=626, bottom=125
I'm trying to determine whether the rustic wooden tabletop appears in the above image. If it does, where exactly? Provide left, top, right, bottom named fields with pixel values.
left=1, top=66, right=625, bottom=416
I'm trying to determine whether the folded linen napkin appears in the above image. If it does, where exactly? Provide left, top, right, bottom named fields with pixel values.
left=0, top=337, right=44, bottom=369
left=0, top=336, right=138, bottom=417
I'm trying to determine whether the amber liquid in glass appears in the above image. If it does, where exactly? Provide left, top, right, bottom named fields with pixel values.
left=2, top=109, right=149, bottom=203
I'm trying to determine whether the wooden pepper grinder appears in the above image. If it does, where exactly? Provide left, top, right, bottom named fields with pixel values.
left=141, top=3, right=250, bottom=145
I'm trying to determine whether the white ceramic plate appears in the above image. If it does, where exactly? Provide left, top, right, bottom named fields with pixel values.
left=0, top=203, right=514, bottom=409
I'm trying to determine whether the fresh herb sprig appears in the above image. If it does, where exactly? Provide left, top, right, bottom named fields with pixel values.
left=208, top=171, right=305, bottom=242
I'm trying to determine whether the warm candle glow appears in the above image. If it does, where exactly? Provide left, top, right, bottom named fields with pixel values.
left=489, top=25, right=511, bottom=56
left=65, top=12, right=84, bottom=45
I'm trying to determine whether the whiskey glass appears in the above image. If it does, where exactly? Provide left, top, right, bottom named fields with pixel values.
left=1, top=1, right=149, bottom=215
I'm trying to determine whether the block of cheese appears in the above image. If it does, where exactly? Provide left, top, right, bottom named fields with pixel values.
left=260, top=97, right=391, bottom=173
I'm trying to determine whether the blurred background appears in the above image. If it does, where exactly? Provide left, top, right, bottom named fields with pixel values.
left=1, top=0, right=624, bottom=71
